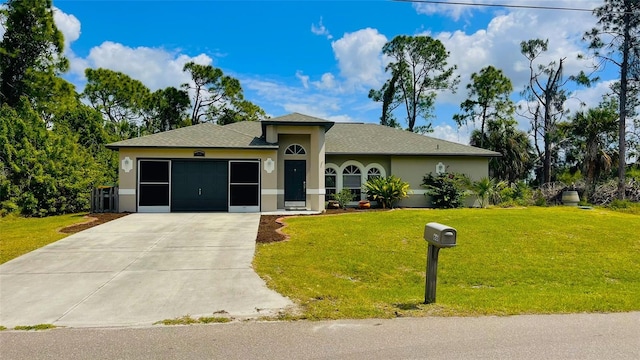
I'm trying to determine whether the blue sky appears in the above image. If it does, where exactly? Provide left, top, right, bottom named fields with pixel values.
left=45, top=0, right=616, bottom=143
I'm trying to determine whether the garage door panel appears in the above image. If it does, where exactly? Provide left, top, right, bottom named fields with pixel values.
left=171, top=161, right=228, bottom=212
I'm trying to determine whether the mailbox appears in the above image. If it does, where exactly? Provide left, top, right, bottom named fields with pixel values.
left=424, top=222, right=457, bottom=248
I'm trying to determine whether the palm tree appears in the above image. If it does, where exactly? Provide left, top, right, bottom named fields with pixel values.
left=563, top=102, right=618, bottom=198
left=471, top=118, right=534, bottom=183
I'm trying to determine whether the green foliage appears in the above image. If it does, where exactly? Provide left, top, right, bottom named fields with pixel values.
left=0, top=102, right=106, bottom=216
left=363, top=175, right=410, bottom=209
left=143, top=87, right=190, bottom=133
left=154, top=315, right=199, bottom=326
left=332, top=189, right=353, bottom=209
left=628, top=165, right=640, bottom=180
left=182, top=62, right=266, bottom=125
left=497, top=181, right=535, bottom=207
left=154, top=315, right=231, bottom=326
left=0, top=0, right=68, bottom=108
left=454, top=65, right=514, bottom=149
left=608, top=199, right=640, bottom=215
left=368, top=71, right=402, bottom=128
left=13, top=324, right=56, bottom=331
left=370, top=35, right=459, bottom=133
left=557, top=169, right=583, bottom=186
left=470, top=118, right=534, bottom=183
left=559, top=100, right=618, bottom=196
left=83, top=68, right=151, bottom=139
left=422, top=172, right=470, bottom=208
left=470, top=177, right=503, bottom=208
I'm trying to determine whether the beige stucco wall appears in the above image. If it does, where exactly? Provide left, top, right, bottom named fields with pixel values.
left=116, top=147, right=278, bottom=212
left=271, top=125, right=326, bottom=211
left=390, top=156, right=489, bottom=207
left=322, top=155, right=489, bottom=208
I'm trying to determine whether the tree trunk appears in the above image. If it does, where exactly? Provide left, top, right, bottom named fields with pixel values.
left=617, top=0, right=631, bottom=200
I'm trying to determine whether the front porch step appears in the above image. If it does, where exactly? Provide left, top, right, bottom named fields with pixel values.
left=284, top=206, right=309, bottom=211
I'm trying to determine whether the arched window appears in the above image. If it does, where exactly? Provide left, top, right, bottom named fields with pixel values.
left=342, top=165, right=362, bottom=201
left=325, top=168, right=337, bottom=198
left=285, top=144, right=306, bottom=155
left=367, top=167, right=382, bottom=181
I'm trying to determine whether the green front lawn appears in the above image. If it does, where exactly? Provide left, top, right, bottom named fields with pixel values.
left=0, top=213, right=89, bottom=264
left=254, top=207, right=640, bottom=319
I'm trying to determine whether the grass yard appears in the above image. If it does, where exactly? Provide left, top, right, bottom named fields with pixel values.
left=254, top=207, right=640, bottom=319
left=0, top=213, right=90, bottom=264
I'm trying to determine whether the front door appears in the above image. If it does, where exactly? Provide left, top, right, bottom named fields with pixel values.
left=171, top=160, right=228, bottom=211
left=284, top=160, right=306, bottom=202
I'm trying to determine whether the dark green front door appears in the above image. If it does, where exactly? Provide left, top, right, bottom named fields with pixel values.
left=284, top=160, right=306, bottom=202
left=171, top=160, right=228, bottom=211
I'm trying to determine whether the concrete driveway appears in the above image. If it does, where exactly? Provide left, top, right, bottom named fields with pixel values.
left=0, top=213, right=293, bottom=328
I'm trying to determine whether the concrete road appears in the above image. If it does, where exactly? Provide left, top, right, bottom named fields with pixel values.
left=1, top=312, right=638, bottom=359
left=0, top=213, right=292, bottom=328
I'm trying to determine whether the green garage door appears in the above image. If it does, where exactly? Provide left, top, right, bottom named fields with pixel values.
left=171, top=160, right=228, bottom=211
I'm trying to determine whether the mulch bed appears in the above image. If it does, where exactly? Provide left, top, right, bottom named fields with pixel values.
left=59, top=213, right=130, bottom=234
left=256, top=215, right=287, bottom=243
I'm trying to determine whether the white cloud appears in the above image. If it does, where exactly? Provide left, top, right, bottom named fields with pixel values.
left=312, top=73, right=337, bottom=90
left=330, top=28, right=388, bottom=90
left=311, top=17, right=333, bottom=40
left=81, top=41, right=212, bottom=91
left=295, top=70, right=310, bottom=89
left=431, top=124, right=470, bottom=145
left=53, top=7, right=81, bottom=50
left=414, top=0, right=601, bottom=21
left=425, top=3, right=603, bottom=111
left=241, top=77, right=358, bottom=122
left=50, top=7, right=212, bottom=93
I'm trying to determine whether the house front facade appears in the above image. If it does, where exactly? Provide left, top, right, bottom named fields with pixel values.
left=107, top=113, right=499, bottom=213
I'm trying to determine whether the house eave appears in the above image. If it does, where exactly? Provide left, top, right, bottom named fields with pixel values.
left=326, top=151, right=501, bottom=157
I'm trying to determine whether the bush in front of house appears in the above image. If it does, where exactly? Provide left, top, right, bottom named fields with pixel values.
left=364, top=175, right=410, bottom=209
left=422, top=172, right=470, bottom=209
left=332, top=189, right=354, bottom=209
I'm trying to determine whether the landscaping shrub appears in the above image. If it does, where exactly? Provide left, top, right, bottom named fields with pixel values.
left=364, top=175, right=410, bottom=209
left=497, top=180, right=535, bottom=207
left=470, top=177, right=504, bottom=208
left=332, top=189, right=353, bottom=209
left=422, top=172, right=470, bottom=208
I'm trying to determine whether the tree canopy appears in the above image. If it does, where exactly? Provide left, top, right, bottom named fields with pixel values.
left=454, top=65, right=514, bottom=148
left=0, top=0, right=68, bottom=108
left=182, top=62, right=265, bottom=125
left=370, top=35, right=459, bottom=133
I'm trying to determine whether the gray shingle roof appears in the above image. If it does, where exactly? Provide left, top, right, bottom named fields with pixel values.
left=107, top=114, right=500, bottom=157
left=266, top=112, right=335, bottom=124
left=326, top=123, right=499, bottom=156
left=260, top=112, right=334, bottom=132
left=106, top=123, right=275, bottom=149
left=226, top=121, right=499, bottom=157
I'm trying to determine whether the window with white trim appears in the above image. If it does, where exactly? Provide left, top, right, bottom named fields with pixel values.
left=325, top=168, right=337, bottom=198
left=367, top=167, right=382, bottom=181
left=285, top=144, right=306, bottom=155
left=342, top=165, right=362, bottom=201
